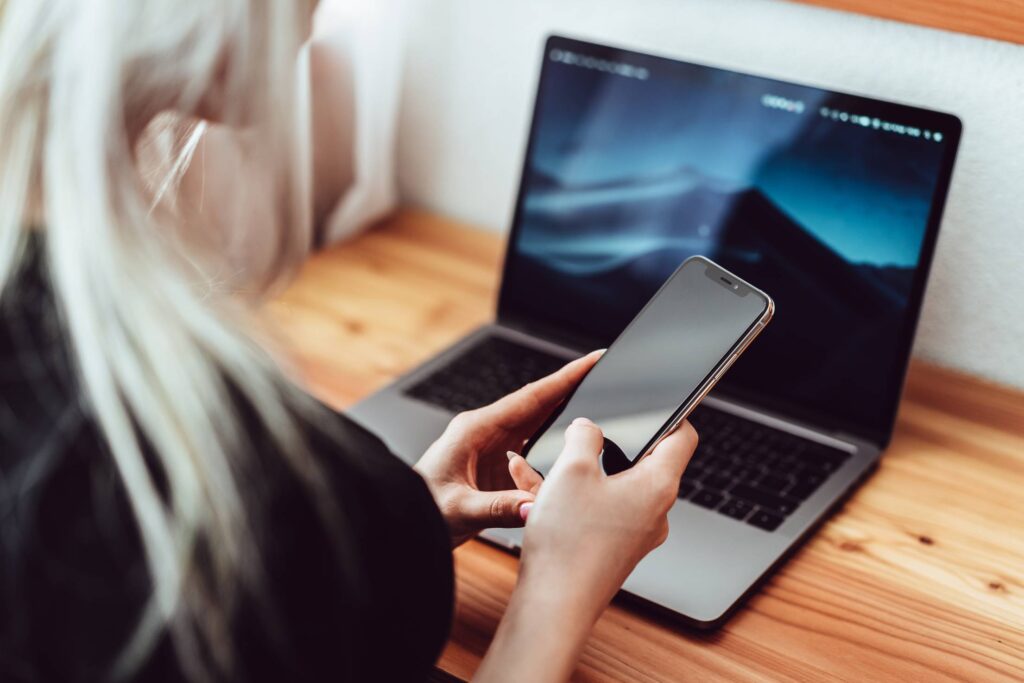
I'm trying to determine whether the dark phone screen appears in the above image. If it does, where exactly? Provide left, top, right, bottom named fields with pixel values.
left=525, top=258, right=768, bottom=475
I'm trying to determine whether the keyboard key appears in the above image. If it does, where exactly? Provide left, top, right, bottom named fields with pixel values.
left=701, top=473, right=733, bottom=492
left=794, top=470, right=827, bottom=489
left=678, top=481, right=697, bottom=500
left=778, top=453, right=802, bottom=469
left=759, top=474, right=790, bottom=493
left=809, top=457, right=843, bottom=473
left=691, top=489, right=725, bottom=510
left=788, top=481, right=819, bottom=500
left=688, top=454, right=711, bottom=470
left=748, top=509, right=784, bottom=531
left=719, top=498, right=754, bottom=521
left=729, top=484, right=800, bottom=516
left=797, top=445, right=848, bottom=470
left=733, top=467, right=760, bottom=484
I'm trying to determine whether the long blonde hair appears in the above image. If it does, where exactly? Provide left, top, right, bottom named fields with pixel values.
left=0, top=0, right=321, bottom=678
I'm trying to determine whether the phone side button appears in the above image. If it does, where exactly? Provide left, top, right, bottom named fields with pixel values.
left=738, top=328, right=760, bottom=354
left=714, top=353, right=739, bottom=381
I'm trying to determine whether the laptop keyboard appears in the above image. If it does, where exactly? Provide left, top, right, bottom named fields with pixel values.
left=407, top=335, right=850, bottom=533
left=405, top=336, right=568, bottom=413
left=682, top=407, right=851, bottom=531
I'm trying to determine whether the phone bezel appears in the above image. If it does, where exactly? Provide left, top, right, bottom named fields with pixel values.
left=523, top=255, right=774, bottom=469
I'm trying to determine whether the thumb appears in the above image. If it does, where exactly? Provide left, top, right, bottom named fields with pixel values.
left=459, top=489, right=536, bottom=529
left=556, top=417, right=604, bottom=470
left=508, top=452, right=544, bottom=494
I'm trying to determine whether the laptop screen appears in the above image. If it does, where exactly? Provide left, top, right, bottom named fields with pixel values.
left=499, top=36, right=961, bottom=445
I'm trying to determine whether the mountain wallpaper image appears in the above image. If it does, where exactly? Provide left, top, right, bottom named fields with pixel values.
left=504, top=53, right=949, bottom=431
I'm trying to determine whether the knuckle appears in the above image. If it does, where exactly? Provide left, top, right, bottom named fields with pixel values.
left=681, top=420, right=699, bottom=448
left=647, top=478, right=669, bottom=503
left=648, top=474, right=678, bottom=506
left=645, top=518, right=670, bottom=550
left=448, top=410, right=478, bottom=432
left=560, top=456, right=592, bottom=477
left=489, top=496, right=507, bottom=520
left=654, top=520, right=670, bottom=546
left=440, top=491, right=461, bottom=519
left=665, top=491, right=680, bottom=514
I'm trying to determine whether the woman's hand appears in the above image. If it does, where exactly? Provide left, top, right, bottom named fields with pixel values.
left=414, top=350, right=602, bottom=546
left=520, top=417, right=697, bottom=610
left=474, top=416, right=697, bottom=683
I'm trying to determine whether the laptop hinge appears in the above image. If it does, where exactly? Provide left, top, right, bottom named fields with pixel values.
left=831, top=432, right=864, bottom=449
left=834, top=431, right=881, bottom=449
left=704, top=394, right=877, bottom=452
left=496, top=313, right=602, bottom=355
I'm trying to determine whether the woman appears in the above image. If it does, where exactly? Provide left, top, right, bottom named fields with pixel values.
left=0, top=2, right=697, bottom=682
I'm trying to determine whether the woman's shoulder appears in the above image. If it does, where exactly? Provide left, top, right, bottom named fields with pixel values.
left=0, top=238, right=452, bottom=681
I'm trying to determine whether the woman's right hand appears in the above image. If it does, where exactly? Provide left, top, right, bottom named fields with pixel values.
left=474, top=418, right=697, bottom=683
left=518, top=417, right=698, bottom=622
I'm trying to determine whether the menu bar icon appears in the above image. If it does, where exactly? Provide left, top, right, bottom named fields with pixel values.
left=819, top=107, right=942, bottom=142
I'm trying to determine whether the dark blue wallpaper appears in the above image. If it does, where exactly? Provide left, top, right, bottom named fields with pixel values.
left=504, top=43, right=956, bottom=435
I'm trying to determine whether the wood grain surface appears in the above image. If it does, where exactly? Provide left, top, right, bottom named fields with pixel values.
left=267, top=209, right=1024, bottom=682
left=792, top=0, right=1024, bottom=45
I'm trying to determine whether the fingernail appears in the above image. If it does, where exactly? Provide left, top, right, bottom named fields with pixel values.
left=519, top=502, right=533, bottom=522
left=593, top=348, right=608, bottom=355
left=572, top=417, right=593, bottom=427
left=506, top=450, right=520, bottom=461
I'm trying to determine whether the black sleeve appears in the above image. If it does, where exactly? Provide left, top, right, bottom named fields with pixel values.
left=226, top=403, right=455, bottom=683
left=2, top=397, right=453, bottom=683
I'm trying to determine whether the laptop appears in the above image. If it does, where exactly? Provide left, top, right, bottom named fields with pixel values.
left=348, top=35, right=962, bottom=628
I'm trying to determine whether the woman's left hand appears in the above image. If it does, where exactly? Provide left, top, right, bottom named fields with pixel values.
left=414, top=350, right=602, bottom=546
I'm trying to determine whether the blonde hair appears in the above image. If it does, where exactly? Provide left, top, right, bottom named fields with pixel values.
left=0, top=0, right=321, bottom=678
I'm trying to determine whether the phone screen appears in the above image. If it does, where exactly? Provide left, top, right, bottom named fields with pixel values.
left=525, top=257, right=770, bottom=475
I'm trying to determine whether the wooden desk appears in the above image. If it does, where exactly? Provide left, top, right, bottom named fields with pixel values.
left=268, top=209, right=1024, bottom=682
left=793, top=0, right=1024, bottom=46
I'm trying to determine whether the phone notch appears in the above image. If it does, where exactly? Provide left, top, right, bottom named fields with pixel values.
left=703, top=259, right=750, bottom=297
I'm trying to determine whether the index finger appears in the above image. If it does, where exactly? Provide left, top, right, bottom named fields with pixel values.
left=634, top=420, right=699, bottom=482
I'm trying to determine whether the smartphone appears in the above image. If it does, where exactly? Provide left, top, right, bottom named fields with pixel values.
left=524, top=255, right=774, bottom=476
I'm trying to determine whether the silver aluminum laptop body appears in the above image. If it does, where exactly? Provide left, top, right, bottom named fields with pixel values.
left=347, top=35, right=960, bottom=628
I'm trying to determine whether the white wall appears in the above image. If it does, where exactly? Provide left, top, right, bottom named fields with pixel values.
left=396, top=0, right=1024, bottom=391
